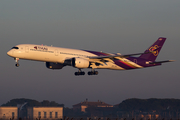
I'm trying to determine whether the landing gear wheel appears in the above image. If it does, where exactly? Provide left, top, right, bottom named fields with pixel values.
left=15, top=63, right=20, bottom=67
left=81, top=71, right=85, bottom=75
left=75, top=71, right=85, bottom=76
left=88, top=71, right=98, bottom=75
left=94, top=71, right=98, bottom=75
left=88, top=71, right=92, bottom=75
left=75, top=72, right=78, bottom=76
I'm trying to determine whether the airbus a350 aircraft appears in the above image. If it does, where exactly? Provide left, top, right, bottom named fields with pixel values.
left=7, top=37, right=174, bottom=76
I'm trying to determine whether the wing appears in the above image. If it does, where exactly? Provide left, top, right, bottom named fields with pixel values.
left=89, top=51, right=153, bottom=60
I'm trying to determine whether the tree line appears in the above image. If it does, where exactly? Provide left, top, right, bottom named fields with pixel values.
left=119, top=98, right=180, bottom=112
left=1, top=98, right=64, bottom=107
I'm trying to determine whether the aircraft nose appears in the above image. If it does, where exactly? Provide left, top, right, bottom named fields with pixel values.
left=7, top=50, right=12, bottom=56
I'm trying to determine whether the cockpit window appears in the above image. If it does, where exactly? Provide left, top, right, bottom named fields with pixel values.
left=11, top=47, right=19, bottom=49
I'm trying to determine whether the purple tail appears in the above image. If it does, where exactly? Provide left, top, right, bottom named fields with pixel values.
left=139, top=37, right=166, bottom=61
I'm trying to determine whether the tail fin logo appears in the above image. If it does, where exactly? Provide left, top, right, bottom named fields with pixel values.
left=149, top=45, right=159, bottom=56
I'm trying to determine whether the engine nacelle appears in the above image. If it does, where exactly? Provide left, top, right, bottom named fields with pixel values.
left=46, top=62, right=64, bottom=69
left=71, top=58, right=90, bottom=68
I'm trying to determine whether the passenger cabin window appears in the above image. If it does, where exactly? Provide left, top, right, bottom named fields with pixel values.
left=12, top=47, right=19, bottom=49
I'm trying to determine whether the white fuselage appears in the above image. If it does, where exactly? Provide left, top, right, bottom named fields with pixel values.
left=7, top=44, right=126, bottom=70
left=7, top=44, right=94, bottom=62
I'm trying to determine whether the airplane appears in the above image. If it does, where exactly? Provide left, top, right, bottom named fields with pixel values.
left=7, top=37, right=174, bottom=76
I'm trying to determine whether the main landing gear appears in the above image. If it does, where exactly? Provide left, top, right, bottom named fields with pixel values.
left=74, top=69, right=85, bottom=76
left=15, top=58, right=20, bottom=67
left=74, top=68, right=99, bottom=76
left=88, top=71, right=98, bottom=75
left=88, top=68, right=98, bottom=75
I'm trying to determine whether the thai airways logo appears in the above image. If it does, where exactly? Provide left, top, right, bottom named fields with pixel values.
left=149, top=45, right=159, bottom=56
left=34, top=46, right=48, bottom=51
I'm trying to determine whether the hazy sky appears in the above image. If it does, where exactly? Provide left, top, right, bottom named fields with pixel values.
left=0, top=0, right=179, bottom=107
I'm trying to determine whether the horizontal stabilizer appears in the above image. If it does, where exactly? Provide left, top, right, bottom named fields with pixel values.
left=148, top=60, right=175, bottom=64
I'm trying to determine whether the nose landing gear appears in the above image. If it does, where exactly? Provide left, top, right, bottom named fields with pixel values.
left=15, top=58, right=20, bottom=67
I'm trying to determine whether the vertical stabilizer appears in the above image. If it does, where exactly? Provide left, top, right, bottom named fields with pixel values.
left=139, top=37, right=166, bottom=61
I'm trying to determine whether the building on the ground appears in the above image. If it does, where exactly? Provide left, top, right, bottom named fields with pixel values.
left=113, top=104, right=119, bottom=108
left=0, top=107, right=18, bottom=119
left=73, top=99, right=113, bottom=112
left=27, top=107, right=63, bottom=119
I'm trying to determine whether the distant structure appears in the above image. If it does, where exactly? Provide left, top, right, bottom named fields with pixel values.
left=27, top=107, right=63, bottom=120
left=17, top=102, right=27, bottom=118
left=1, top=98, right=64, bottom=119
left=73, top=99, right=113, bottom=112
left=0, top=107, right=18, bottom=119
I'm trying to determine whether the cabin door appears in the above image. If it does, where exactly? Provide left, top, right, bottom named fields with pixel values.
left=25, top=46, right=29, bottom=53
left=55, top=49, right=58, bottom=56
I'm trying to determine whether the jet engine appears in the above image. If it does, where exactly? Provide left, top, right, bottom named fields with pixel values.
left=46, top=62, right=64, bottom=69
left=71, top=58, right=90, bottom=68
